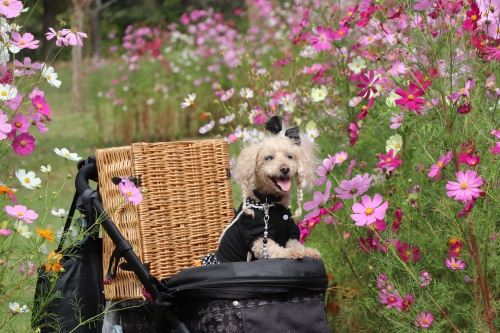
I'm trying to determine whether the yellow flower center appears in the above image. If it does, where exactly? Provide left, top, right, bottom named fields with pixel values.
left=348, top=11, right=353, bottom=16
left=64, top=153, right=70, bottom=156
left=126, top=191, right=132, bottom=197
left=18, top=228, right=23, bottom=233
left=422, top=318, right=429, bottom=324
left=408, top=94, right=414, bottom=100
left=452, top=262, right=458, bottom=268
left=24, top=177, right=30, bottom=183
left=406, top=250, right=411, bottom=256
left=395, top=143, right=400, bottom=148
left=20, top=140, right=26, bottom=146
left=388, top=297, right=395, bottom=302
left=17, top=212, right=23, bottom=217
left=37, top=103, right=42, bottom=109
left=1, top=91, right=7, bottom=96
left=15, top=121, right=21, bottom=128
left=437, top=161, right=443, bottom=168
left=386, top=158, right=392, bottom=162
left=471, top=15, right=477, bottom=20
left=365, top=207, right=374, bottom=215
left=338, top=31, right=344, bottom=36
left=338, top=157, right=343, bottom=162
left=46, top=74, right=51, bottom=80
left=3, top=1, right=9, bottom=6
left=461, top=183, right=468, bottom=189
left=20, top=40, right=25, bottom=45
left=318, top=92, right=322, bottom=97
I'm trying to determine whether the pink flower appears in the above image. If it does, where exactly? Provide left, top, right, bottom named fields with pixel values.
left=61, top=28, right=88, bottom=47
left=0, top=113, right=12, bottom=140
left=464, top=2, right=481, bottom=31
left=0, top=0, right=23, bottom=18
left=29, top=108, right=49, bottom=133
left=45, top=28, right=68, bottom=47
left=220, top=88, right=235, bottom=102
left=355, top=98, right=374, bottom=119
left=414, top=311, right=434, bottom=328
left=377, top=149, right=403, bottom=171
left=118, top=177, right=142, bottom=205
left=394, top=83, right=426, bottom=113
left=10, top=32, right=39, bottom=50
left=446, top=170, right=483, bottom=202
left=379, top=293, right=404, bottom=310
left=348, top=122, right=359, bottom=146
left=390, top=113, right=404, bottom=129
left=448, top=242, right=463, bottom=258
left=350, top=193, right=389, bottom=226
left=346, top=159, right=356, bottom=177
left=448, top=79, right=475, bottom=106
left=391, top=208, right=403, bottom=233
left=12, top=132, right=36, bottom=156
left=31, top=95, right=51, bottom=118
left=458, top=199, right=475, bottom=217
left=5, top=205, right=38, bottom=223
left=414, top=0, right=436, bottom=11
left=14, top=57, right=41, bottom=76
left=0, top=229, right=12, bottom=236
left=11, top=113, right=30, bottom=133
left=332, top=151, right=348, bottom=165
left=335, top=173, right=371, bottom=199
left=315, top=156, right=334, bottom=186
left=445, top=257, right=467, bottom=270
left=485, top=45, right=500, bottom=62
left=304, top=181, right=331, bottom=220
left=428, top=151, right=452, bottom=179
left=356, top=70, right=380, bottom=99
left=309, top=26, right=335, bottom=51
left=20, top=260, right=36, bottom=276
left=377, top=273, right=388, bottom=289
left=419, top=271, right=431, bottom=288
left=402, top=294, right=414, bottom=312
left=397, top=243, right=420, bottom=262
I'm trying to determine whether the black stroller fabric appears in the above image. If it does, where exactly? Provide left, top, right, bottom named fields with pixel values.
left=160, top=257, right=330, bottom=333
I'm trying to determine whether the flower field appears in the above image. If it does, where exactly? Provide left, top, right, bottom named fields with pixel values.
left=2, top=0, right=500, bottom=331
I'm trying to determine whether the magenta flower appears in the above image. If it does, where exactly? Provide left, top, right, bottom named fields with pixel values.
left=0, top=229, right=12, bottom=236
left=356, top=70, right=380, bottom=99
left=14, top=57, right=41, bottom=76
left=355, top=98, right=374, bottom=119
left=445, top=257, right=467, bottom=270
left=5, top=205, right=38, bottom=223
left=333, top=26, right=349, bottom=40
left=427, top=151, right=452, bottom=179
left=464, top=2, right=481, bottom=31
left=11, top=113, right=30, bottom=133
left=485, top=45, right=500, bottom=61
left=390, top=113, right=403, bottom=129
left=391, top=208, right=403, bottom=233
left=379, top=293, right=403, bottom=310
left=10, top=32, right=39, bottom=50
left=348, top=122, right=359, bottom=146
left=397, top=243, right=420, bottom=262
left=315, top=156, right=334, bottom=186
left=458, top=199, right=475, bottom=217
left=309, top=26, right=335, bottom=51
left=350, top=193, right=388, bottom=226
left=0, top=0, right=23, bottom=18
left=45, top=28, right=68, bottom=47
left=448, top=79, right=475, bottom=106
left=61, top=28, right=88, bottom=47
left=335, top=173, right=371, bottom=199
left=414, top=311, right=434, bottom=328
left=304, top=181, right=331, bottom=220
left=377, top=149, right=403, bottom=171
left=118, top=177, right=143, bottom=205
left=394, top=83, right=426, bottom=113
left=419, top=271, right=431, bottom=288
left=446, top=170, right=483, bottom=202
left=414, top=0, right=436, bottom=10
left=32, top=95, right=51, bottom=118
left=12, top=132, right=36, bottom=156
left=0, top=112, right=12, bottom=140
left=402, top=294, right=414, bottom=312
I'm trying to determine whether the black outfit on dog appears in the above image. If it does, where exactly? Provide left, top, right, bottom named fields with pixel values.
left=200, top=197, right=300, bottom=265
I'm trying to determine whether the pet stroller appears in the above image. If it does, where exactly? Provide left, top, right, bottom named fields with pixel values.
left=46, top=140, right=330, bottom=333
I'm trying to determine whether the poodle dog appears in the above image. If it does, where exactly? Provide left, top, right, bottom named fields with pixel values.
left=199, top=116, right=321, bottom=266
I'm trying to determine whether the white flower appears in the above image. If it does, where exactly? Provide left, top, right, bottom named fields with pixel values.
left=181, top=93, right=196, bottom=108
left=0, top=84, right=17, bottom=101
left=311, top=85, right=328, bottom=102
left=40, top=165, right=52, bottom=173
left=239, top=88, right=254, bottom=99
left=38, top=244, right=48, bottom=254
left=51, top=208, right=68, bottom=218
left=14, top=221, right=31, bottom=238
left=41, top=63, right=61, bottom=88
left=0, top=47, right=9, bottom=65
left=54, top=148, right=81, bottom=161
left=278, top=94, right=296, bottom=113
left=347, top=56, right=367, bottom=74
left=386, top=90, right=399, bottom=107
left=15, top=169, right=41, bottom=190
left=56, top=226, right=78, bottom=242
left=238, top=102, right=248, bottom=115
left=306, top=128, right=320, bottom=143
left=348, top=96, right=363, bottom=107
left=386, top=134, right=403, bottom=153
left=146, top=98, right=154, bottom=105
left=299, top=45, right=317, bottom=59
left=9, top=302, right=29, bottom=314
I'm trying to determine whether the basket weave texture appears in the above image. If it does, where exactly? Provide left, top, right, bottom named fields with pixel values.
left=96, top=140, right=234, bottom=300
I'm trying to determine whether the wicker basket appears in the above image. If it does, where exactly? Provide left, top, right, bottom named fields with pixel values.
left=96, top=140, right=234, bottom=300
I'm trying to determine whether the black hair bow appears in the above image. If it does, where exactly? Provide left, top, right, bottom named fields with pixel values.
left=265, top=115, right=301, bottom=146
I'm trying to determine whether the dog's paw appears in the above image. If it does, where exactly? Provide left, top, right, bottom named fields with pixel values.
left=303, top=247, right=321, bottom=258
left=286, top=249, right=305, bottom=260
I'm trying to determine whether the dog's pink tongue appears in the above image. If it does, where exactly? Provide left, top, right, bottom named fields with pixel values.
left=277, top=178, right=291, bottom=191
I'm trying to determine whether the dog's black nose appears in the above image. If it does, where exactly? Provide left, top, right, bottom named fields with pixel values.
left=280, top=165, right=290, bottom=175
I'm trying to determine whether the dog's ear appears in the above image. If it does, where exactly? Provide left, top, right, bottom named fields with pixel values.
left=232, top=143, right=261, bottom=191
left=295, top=135, right=319, bottom=191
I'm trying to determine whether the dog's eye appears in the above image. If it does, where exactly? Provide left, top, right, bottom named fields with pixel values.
left=265, top=155, right=274, bottom=161
left=287, top=155, right=294, bottom=160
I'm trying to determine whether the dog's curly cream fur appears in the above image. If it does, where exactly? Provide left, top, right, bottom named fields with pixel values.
left=232, top=133, right=321, bottom=259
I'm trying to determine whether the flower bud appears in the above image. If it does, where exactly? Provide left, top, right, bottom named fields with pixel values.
left=67, top=174, right=72, bottom=179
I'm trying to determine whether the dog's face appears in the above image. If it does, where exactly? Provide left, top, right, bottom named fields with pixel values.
left=253, top=137, right=300, bottom=196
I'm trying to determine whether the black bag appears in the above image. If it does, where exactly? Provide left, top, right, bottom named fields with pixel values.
left=159, top=257, right=331, bottom=333
left=32, top=193, right=105, bottom=333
